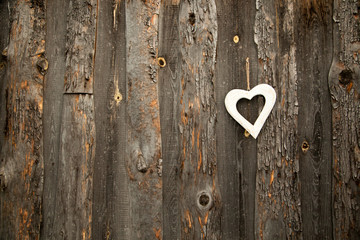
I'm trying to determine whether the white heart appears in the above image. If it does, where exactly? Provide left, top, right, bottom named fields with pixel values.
left=225, top=84, right=276, bottom=139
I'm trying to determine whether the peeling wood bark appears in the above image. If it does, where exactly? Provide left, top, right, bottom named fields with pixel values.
left=64, top=0, right=97, bottom=93
left=125, top=1, right=163, bottom=239
left=92, top=0, right=130, bottom=239
left=0, top=0, right=45, bottom=239
left=254, top=1, right=302, bottom=239
left=330, top=1, right=360, bottom=239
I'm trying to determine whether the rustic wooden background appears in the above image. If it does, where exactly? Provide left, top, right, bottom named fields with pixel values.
left=0, top=0, right=359, bottom=239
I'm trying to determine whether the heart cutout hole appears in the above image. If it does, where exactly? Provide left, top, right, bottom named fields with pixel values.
left=236, top=95, right=265, bottom=125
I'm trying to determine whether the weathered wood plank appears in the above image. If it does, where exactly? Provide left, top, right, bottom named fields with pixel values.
left=254, top=1, right=302, bottom=239
left=64, top=0, right=97, bottom=93
left=125, top=1, right=162, bottom=239
left=92, top=0, right=130, bottom=239
left=0, top=0, right=9, bottom=159
left=215, top=0, right=258, bottom=239
left=41, top=0, right=69, bottom=238
left=159, top=0, right=221, bottom=238
left=330, top=1, right=360, bottom=239
left=158, top=1, right=181, bottom=239
left=52, top=95, right=95, bottom=239
left=0, top=0, right=45, bottom=239
left=295, top=2, right=333, bottom=239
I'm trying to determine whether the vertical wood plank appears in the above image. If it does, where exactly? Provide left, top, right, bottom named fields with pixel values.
left=330, top=1, right=360, bottom=239
left=0, top=0, right=45, bottom=239
left=125, top=1, right=163, bottom=239
left=254, top=1, right=302, bottom=239
left=159, top=0, right=221, bottom=238
left=42, top=0, right=68, bottom=238
left=215, top=0, right=258, bottom=239
left=64, top=0, right=97, bottom=93
left=52, top=95, right=95, bottom=239
left=92, top=0, right=130, bottom=239
left=158, top=1, right=181, bottom=239
left=0, top=0, right=9, bottom=160
left=295, top=1, right=333, bottom=239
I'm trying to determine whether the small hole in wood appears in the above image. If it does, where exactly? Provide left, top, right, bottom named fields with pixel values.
left=302, top=140, right=309, bottom=153
left=233, top=35, right=239, bottom=43
left=157, top=57, right=166, bottom=68
left=189, top=13, right=196, bottom=25
left=114, top=93, right=122, bottom=102
left=339, top=69, right=353, bottom=85
left=199, top=194, right=210, bottom=206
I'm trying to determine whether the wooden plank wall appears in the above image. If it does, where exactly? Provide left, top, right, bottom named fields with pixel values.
left=0, top=0, right=359, bottom=239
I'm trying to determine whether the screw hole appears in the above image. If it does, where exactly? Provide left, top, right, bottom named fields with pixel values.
left=157, top=57, right=166, bottom=68
left=302, top=140, right=309, bottom=153
left=233, top=35, right=239, bottom=43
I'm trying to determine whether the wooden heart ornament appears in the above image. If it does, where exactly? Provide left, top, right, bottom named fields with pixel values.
left=225, top=84, right=276, bottom=139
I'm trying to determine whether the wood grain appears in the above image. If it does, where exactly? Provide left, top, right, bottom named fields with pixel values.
left=330, top=0, right=360, bottom=239
left=52, top=95, right=95, bottom=239
left=92, top=0, right=130, bottom=239
left=254, top=1, right=302, bottom=239
left=296, top=1, right=333, bottom=239
left=158, top=2, right=181, bottom=239
left=159, top=1, right=221, bottom=238
left=0, top=0, right=45, bottom=239
left=42, top=0, right=68, bottom=238
left=125, top=1, right=163, bottom=239
left=64, top=0, right=97, bottom=93
left=215, top=0, right=258, bottom=239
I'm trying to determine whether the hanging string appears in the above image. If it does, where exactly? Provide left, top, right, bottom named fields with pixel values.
left=244, top=57, right=251, bottom=138
left=246, top=57, right=250, bottom=90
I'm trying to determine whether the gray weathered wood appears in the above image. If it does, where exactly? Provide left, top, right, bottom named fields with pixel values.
left=330, top=0, right=360, bottom=239
left=159, top=0, right=221, bottom=238
left=158, top=1, right=182, bottom=239
left=125, top=0, right=163, bottom=239
left=64, top=0, right=97, bottom=93
left=92, top=0, right=130, bottom=239
left=42, top=0, right=68, bottom=238
left=0, top=0, right=45, bottom=239
left=52, top=94, right=95, bottom=239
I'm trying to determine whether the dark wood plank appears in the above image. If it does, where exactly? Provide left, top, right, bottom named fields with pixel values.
left=64, top=0, right=97, bottom=93
left=0, top=0, right=45, bottom=239
left=92, top=0, right=130, bottom=239
left=125, top=1, right=163, bottom=239
left=295, top=2, right=333, bottom=239
left=52, top=94, right=95, bottom=239
left=0, top=0, right=9, bottom=160
left=41, top=0, right=69, bottom=238
left=254, top=1, right=302, bottom=239
left=215, top=0, right=258, bottom=239
left=158, top=2, right=181, bottom=239
left=330, top=0, right=360, bottom=239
